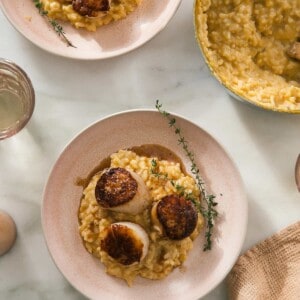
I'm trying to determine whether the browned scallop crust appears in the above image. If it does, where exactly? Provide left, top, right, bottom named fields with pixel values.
left=101, top=224, right=143, bottom=265
left=157, top=195, right=198, bottom=240
left=95, top=168, right=138, bottom=208
left=72, top=0, right=110, bottom=17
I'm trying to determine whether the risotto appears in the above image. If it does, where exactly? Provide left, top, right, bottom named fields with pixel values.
left=195, top=0, right=300, bottom=112
left=41, top=0, right=141, bottom=31
left=78, top=148, right=204, bottom=285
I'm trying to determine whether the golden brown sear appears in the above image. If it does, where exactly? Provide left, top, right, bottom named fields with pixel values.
left=72, top=0, right=110, bottom=17
left=101, top=223, right=144, bottom=265
left=95, top=168, right=138, bottom=208
left=156, top=195, right=198, bottom=240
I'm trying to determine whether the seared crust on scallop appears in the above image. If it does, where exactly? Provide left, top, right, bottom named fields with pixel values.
left=101, top=223, right=148, bottom=265
left=95, top=168, right=138, bottom=208
left=156, top=195, right=198, bottom=240
left=95, top=167, right=150, bottom=214
left=72, top=0, right=110, bottom=17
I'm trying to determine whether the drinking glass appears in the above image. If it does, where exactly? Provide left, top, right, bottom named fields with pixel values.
left=0, top=58, right=35, bottom=140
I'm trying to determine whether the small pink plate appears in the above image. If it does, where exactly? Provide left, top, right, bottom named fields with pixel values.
left=42, top=110, right=247, bottom=300
left=0, top=1, right=181, bottom=60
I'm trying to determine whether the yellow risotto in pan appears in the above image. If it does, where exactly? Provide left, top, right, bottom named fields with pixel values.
left=195, top=0, right=300, bottom=112
left=41, top=0, right=141, bottom=31
left=78, top=148, right=204, bottom=285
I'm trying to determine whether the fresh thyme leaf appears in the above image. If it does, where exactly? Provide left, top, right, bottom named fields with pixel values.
left=155, top=100, right=218, bottom=251
left=151, top=162, right=198, bottom=201
left=150, top=162, right=202, bottom=215
left=33, top=0, right=76, bottom=48
left=151, top=159, right=157, bottom=168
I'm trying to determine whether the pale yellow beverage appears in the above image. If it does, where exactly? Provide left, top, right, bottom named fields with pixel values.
left=0, top=59, right=34, bottom=139
left=0, top=90, right=24, bottom=131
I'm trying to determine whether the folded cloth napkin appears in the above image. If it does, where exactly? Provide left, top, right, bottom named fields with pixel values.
left=227, top=221, right=300, bottom=300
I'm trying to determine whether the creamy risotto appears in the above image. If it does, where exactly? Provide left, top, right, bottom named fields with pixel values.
left=195, top=0, right=300, bottom=112
left=78, top=149, right=204, bottom=285
left=41, top=0, right=141, bottom=31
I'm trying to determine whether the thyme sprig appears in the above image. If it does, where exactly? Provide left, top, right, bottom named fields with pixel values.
left=151, top=159, right=201, bottom=210
left=155, top=100, right=218, bottom=251
left=33, top=0, right=75, bottom=48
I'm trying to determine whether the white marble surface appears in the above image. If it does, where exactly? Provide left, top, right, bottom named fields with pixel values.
left=0, top=1, right=300, bottom=299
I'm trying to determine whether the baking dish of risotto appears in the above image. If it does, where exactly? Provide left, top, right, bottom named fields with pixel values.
left=42, top=110, right=247, bottom=300
left=194, top=0, right=300, bottom=113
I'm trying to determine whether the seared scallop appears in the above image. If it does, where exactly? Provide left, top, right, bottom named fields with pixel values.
left=151, top=194, right=198, bottom=240
left=101, top=222, right=149, bottom=265
left=72, top=0, right=110, bottom=17
left=95, top=167, right=150, bottom=214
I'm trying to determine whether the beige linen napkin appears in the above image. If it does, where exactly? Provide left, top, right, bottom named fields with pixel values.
left=227, top=221, right=300, bottom=300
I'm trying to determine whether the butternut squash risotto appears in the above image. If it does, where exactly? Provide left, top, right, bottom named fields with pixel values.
left=41, top=0, right=141, bottom=31
left=78, top=149, right=204, bottom=285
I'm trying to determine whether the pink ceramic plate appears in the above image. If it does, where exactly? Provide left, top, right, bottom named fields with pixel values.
left=0, top=1, right=181, bottom=60
left=42, top=110, right=247, bottom=300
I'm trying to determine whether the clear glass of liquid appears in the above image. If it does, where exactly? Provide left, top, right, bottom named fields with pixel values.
left=0, top=59, right=35, bottom=140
